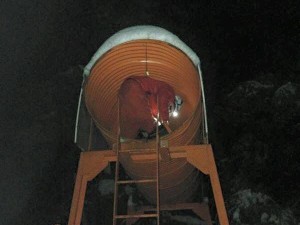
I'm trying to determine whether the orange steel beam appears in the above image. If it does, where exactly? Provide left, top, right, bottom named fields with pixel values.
left=68, top=151, right=112, bottom=225
left=185, top=145, right=230, bottom=225
left=68, top=145, right=229, bottom=225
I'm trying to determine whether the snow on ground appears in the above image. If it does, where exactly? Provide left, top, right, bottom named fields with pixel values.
left=97, top=179, right=114, bottom=195
left=229, top=189, right=298, bottom=225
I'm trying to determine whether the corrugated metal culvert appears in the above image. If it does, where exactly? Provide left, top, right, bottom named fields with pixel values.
left=83, top=26, right=203, bottom=204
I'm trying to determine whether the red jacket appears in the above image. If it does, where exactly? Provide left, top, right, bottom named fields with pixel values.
left=127, top=76, right=175, bottom=121
left=118, top=76, right=175, bottom=138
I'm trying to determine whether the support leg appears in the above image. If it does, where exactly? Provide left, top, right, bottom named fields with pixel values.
left=68, top=151, right=110, bottom=225
left=207, top=146, right=229, bottom=225
left=186, top=144, right=229, bottom=225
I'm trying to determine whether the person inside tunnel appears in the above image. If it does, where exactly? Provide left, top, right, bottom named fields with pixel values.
left=118, top=75, right=182, bottom=140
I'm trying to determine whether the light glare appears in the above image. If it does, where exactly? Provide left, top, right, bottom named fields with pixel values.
left=172, top=111, right=179, bottom=117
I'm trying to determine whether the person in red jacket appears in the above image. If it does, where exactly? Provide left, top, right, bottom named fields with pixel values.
left=118, top=76, right=177, bottom=139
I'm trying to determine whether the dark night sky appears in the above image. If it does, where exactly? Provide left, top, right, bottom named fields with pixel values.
left=1, top=1, right=299, bottom=225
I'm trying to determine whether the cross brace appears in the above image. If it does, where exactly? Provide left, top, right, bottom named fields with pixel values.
left=67, top=144, right=229, bottom=225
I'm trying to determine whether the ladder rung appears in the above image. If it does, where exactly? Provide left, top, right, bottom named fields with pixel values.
left=117, top=179, right=157, bottom=184
left=114, top=213, right=158, bottom=219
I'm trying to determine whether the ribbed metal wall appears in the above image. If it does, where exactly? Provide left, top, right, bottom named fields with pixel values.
left=85, top=40, right=201, bottom=146
left=84, top=39, right=202, bottom=204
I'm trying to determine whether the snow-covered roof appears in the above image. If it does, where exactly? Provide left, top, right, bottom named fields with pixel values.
left=83, top=25, right=200, bottom=76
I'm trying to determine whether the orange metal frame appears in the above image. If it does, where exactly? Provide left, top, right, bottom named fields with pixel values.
left=68, top=144, right=229, bottom=225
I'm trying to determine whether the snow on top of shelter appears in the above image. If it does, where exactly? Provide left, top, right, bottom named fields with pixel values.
left=83, top=25, right=200, bottom=76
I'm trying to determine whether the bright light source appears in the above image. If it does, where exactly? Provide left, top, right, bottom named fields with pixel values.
left=172, top=111, right=179, bottom=117
left=153, top=117, right=161, bottom=125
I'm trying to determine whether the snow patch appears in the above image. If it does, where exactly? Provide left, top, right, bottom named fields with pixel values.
left=83, top=25, right=200, bottom=76
left=229, top=189, right=298, bottom=225
left=97, top=179, right=114, bottom=195
left=233, top=208, right=241, bottom=223
left=261, top=212, right=269, bottom=223
left=273, top=82, right=298, bottom=106
left=228, top=80, right=273, bottom=98
left=274, top=82, right=297, bottom=97
left=232, top=189, right=269, bottom=209
left=274, top=82, right=297, bottom=98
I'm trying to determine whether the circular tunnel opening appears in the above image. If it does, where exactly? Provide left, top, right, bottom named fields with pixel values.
left=85, top=40, right=201, bottom=146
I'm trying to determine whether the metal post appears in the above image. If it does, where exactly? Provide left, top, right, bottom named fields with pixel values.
left=113, top=98, right=121, bottom=225
left=156, top=96, right=160, bottom=225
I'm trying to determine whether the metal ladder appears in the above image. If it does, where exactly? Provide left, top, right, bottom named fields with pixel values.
left=112, top=98, right=161, bottom=225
